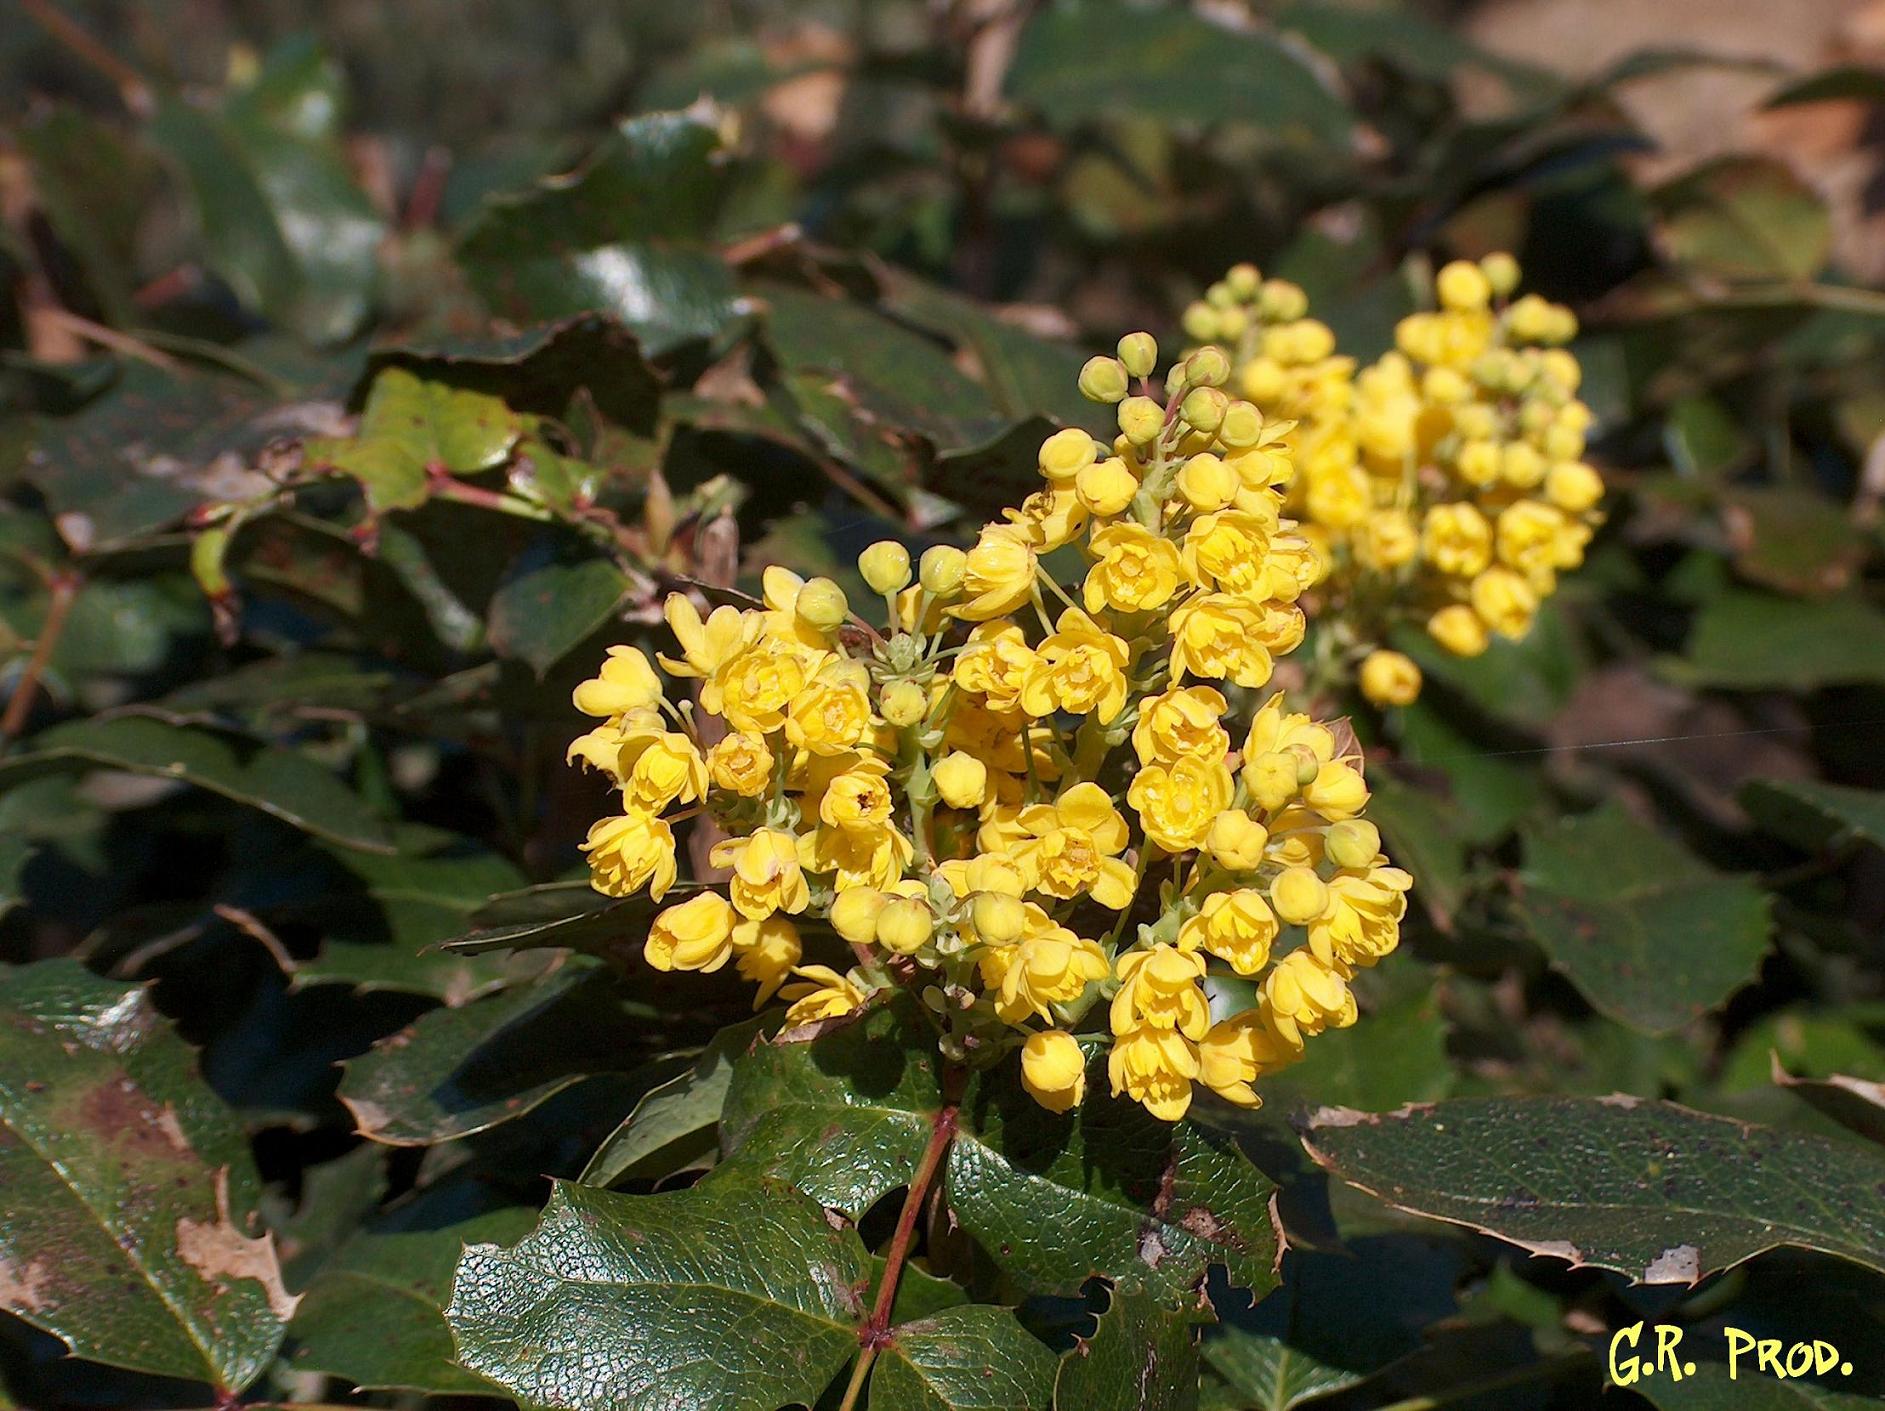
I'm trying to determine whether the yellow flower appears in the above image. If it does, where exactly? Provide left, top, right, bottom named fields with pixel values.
left=733, top=916, right=801, bottom=1005
left=1110, top=945, right=1210, bottom=1040
left=1545, top=461, right=1603, bottom=514
left=707, top=731, right=774, bottom=797
left=1006, top=485, right=1089, bottom=553
left=1010, top=783, right=1137, bottom=909
left=646, top=892, right=737, bottom=972
left=1470, top=566, right=1538, bottom=639
left=932, top=752, right=989, bottom=809
left=982, top=928, right=1109, bottom=1023
left=1075, top=457, right=1140, bottom=516
left=953, top=523, right=1038, bottom=621
left=611, top=723, right=708, bottom=810
left=572, top=646, right=663, bottom=718
left=1358, top=649, right=1422, bottom=708
left=1131, top=685, right=1230, bottom=765
left=1178, top=889, right=1277, bottom=975
left=1108, top=1026, right=1199, bottom=1120
left=582, top=810, right=677, bottom=900
left=953, top=621, right=1037, bottom=713
left=1304, top=463, right=1371, bottom=531
left=1495, top=501, right=1570, bottom=591
left=1203, top=811, right=1269, bottom=871
left=1180, top=511, right=1278, bottom=597
left=818, top=765, right=895, bottom=834
left=1427, top=603, right=1489, bottom=657
left=785, top=660, right=874, bottom=756
left=1127, top=756, right=1234, bottom=853
left=801, top=819, right=914, bottom=893
left=1308, top=865, right=1412, bottom=976
left=781, top=965, right=868, bottom=1027
left=659, top=594, right=753, bottom=680
left=1169, top=593, right=1273, bottom=687
left=937, top=851, right=1027, bottom=900
left=1020, top=609, right=1130, bottom=723
left=711, top=642, right=813, bottom=735
left=1038, top=427, right=1098, bottom=483
left=1243, top=693, right=1336, bottom=767
left=1271, top=866, right=1330, bottom=925
left=858, top=541, right=912, bottom=595
left=1421, top=503, right=1492, bottom=578
left=1083, top=523, right=1184, bottom=614
left=1263, top=950, right=1357, bottom=1048
left=710, top=828, right=810, bottom=919
left=1353, top=509, right=1417, bottom=571
left=1198, top=1005, right=1299, bottom=1107
left=1021, top=1030, right=1087, bottom=1113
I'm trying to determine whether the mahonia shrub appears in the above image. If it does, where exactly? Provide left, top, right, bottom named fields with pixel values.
left=571, top=334, right=1412, bottom=1123
left=1181, top=253, right=1604, bottom=707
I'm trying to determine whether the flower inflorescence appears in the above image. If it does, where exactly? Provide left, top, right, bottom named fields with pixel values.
left=572, top=322, right=1419, bottom=1121
left=1183, top=253, right=1603, bottom=706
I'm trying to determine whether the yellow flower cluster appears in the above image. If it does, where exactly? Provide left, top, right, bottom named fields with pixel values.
left=1182, top=254, right=1603, bottom=707
left=570, top=334, right=1411, bottom=1122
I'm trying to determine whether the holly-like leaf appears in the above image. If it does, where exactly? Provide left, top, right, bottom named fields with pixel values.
left=1053, top=1289, right=1199, bottom=1411
left=445, top=1176, right=869, bottom=1411
left=1519, top=805, right=1770, bottom=1035
left=303, top=366, right=522, bottom=513
left=1677, top=592, right=1885, bottom=691
left=871, top=1303, right=1057, bottom=1411
left=0, top=959, right=296, bottom=1390
left=0, top=714, right=394, bottom=853
left=1741, top=778, right=1885, bottom=854
left=337, top=965, right=660, bottom=1146
left=486, top=535, right=632, bottom=675
left=1302, top=1097, right=1885, bottom=1283
left=289, top=1182, right=533, bottom=1396
left=582, top=1017, right=769, bottom=1186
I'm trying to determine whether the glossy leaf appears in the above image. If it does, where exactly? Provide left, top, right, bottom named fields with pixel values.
left=582, top=1016, right=768, bottom=1186
left=1302, top=1097, right=1885, bottom=1282
left=0, top=959, right=295, bottom=1390
left=1519, top=805, right=1770, bottom=1035
left=1053, top=1289, right=1198, bottom=1411
left=872, top=1303, right=1057, bottom=1411
left=303, top=366, right=522, bottom=513
left=486, top=535, right=631, bottom=675
left=446, top=1176, right=868, bottom=1411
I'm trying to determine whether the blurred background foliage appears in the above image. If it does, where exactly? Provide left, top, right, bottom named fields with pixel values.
left=2, top=0, right=1885, bottom=1408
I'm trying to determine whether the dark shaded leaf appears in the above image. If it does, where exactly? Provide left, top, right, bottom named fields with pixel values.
left=582, top=1016, right=769, bottom=1186
left=1677, top=592, right=1885, bottom=691
left=872, top=1303, right=1057, bottom=1410
left=1741, top=778, right=1885, bottom=853
left=487, top=534, right=631, bottom=675
left=1053, top=1288, right=1198, bottom=1411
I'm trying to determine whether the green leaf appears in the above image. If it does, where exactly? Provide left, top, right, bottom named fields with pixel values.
left=289, top=1184, right=533, bottom=1395
left=1741, top=778, right=1885, bottom=854
left=0, top=959, right=295, bottom=1390
left=1655, top=157, right=1832, bottom=283
left=1365, top=772, right=1469, bottom=931
left=1009, top=3, right=1352, bottom=148
left=487, top=535, right=631, bottom=675
left=0, top=715, right=394, bottom=853
left=1772, top=1060, right=1885, bottom=1147
left=1301, top=1096, right=1885, bottom=1282
left=1519, top=805, right=1771, bottom=1035
left=457, top=110, right=739, bottom=355
left=872, top=1303, right=1057, bottom=1411
left=1392, top=598, right=1581, bottom=728
left=1765, top=65, right=1885, bottom=108
left=1721, top=487, right=1870, bottom=598
left=338, top=965, right=659, bottom=1145
left=303, top=366, right=522, bottom=513
left=1633, top=1361, right=1877, bottom=1411
left=1678, top=592, right=1885, bottom=691
left=446, top=1176, right=869, bottom=1411
left=1053, top=1289, right=1199, bottom=1411
left=17, top=107, right=159, bottom=323
left=582, top=1016, right=768, bottom=1186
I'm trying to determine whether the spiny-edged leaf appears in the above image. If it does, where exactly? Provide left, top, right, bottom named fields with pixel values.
left=304, top=366, right=522, bottom=513
left=1741, top=778, right=1885, bottom=854
left=458, top=109, right=739, bottom=355
left=338, top=964, right=661, bottom=1145
left=1009, top=2, right=1351, bottom=148
left=0, top=714, right=394, bottom=853
left=582, top=1016, right=769, bottom=1186
left=1655, top=156, right=1832, bottom=283
left=1053, top=1288, right=1199, bottom=1411
left=0, top=959, right=295, bottom=1390
left=1633, top=1361, right=1877, bottom=1411
left=289, top=1180, right=533, bottom=1395
left=445, top=1176, right=869, bottom=1411
left=1518, top=805, right=1770, bottom=1035
left=871, top=1303, right=1057, bottom=1411
left=1203, top=1234, right=1466, bottom=1410
left=487, top=534, right=631, bottom=675
left=1677, top=591, right=1885, bottom=691
left=1301, top=1096, right=1885, bottom=1283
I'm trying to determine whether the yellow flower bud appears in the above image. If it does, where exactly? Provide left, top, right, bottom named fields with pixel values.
left=1038, top=427, right=1098, bottom=483
left=1079, top=356, right=1131, bottom=404
left=1175, top=452, right=1238, bottom=512
left=1021, top=1030, right=1086, bottom=1113
left=932, top=751, right=989, bottom=809
left=1260, top=280, right=1308, bottom=322
left=794, top=577, right=849, bottom=632
left=1181, top=301, right=1218, bottom=341
left=1076, top=456, right=1140, bottom=516
left=969, top=890, right=1026, bottom=945
left=919, top=544, right=967, bottom=596
left=1481, top=251, right=1520, bottom=297
left=1427, top=603, right=1490, bottom=657
left=1358, top=649, right=1422, bottom=708
left=1271, top=866, right=1330, bottom=925
left=875, top=897, right=934, bottom=955
left=830, top=886, right=888, bottom=945
left=1205, top=811, right=1269, bottom=870
left=859, top=540, right=912, bottom=595
left=1436, top=259, right=1491, bottom=312
left=647, top=892, right=738, bottom=972
left=1117, top=331, right=1158, bottom=378
left=1545, top=461, right=1603, bottom=514
left=1180, top=386, right=1228, bottom=433
left=1117, top=395, right=1166, bottom=446
left=1501, top=441, right=1546, bottom=489
left=1326, top=819, right=1382, bottom=870
left=1245, top=751, right=1301, bottom=812
left=1216, top=400, right=1265, bottom=449
left=881, top=680, right=927, bottom=727
left=1184, top=347, right=1230, bottom=388
left=1226, top=262, right=1261, bottom=298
